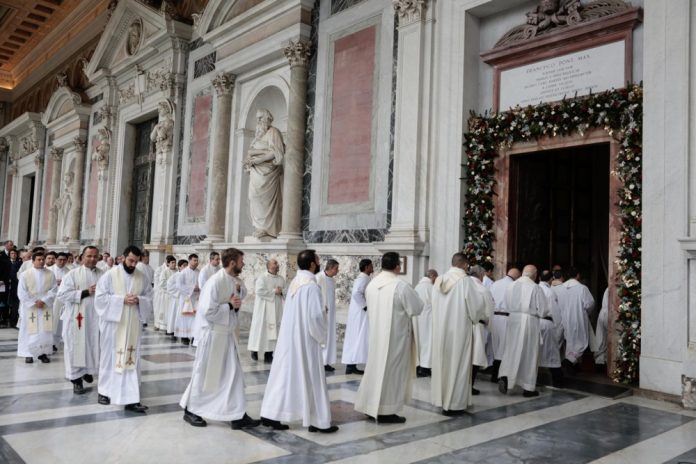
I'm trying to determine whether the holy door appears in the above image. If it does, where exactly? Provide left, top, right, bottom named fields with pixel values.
left=128, top=118, right=158, bottom=251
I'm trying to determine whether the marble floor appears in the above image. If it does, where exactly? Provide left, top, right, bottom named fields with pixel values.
left=0, top=328, right=695, bottom=464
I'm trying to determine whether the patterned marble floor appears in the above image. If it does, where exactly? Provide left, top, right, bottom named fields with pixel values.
left=0, top=327, right=695, bottom=464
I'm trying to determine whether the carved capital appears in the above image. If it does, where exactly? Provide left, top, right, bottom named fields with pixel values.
left=393, top=0, right=427, bottom=24
left=212, top=73, right=236, bottom=96
left=56, top=72, right=69, bottom=88
left=50, top=146, right=64, bottom=162
left=0, top=137, right=8, bottom=162
left=283, top=40, right=312, bottom=68
left=33, top=152, right=44, bottom=169
left=73, top=137, right=86, bottom=154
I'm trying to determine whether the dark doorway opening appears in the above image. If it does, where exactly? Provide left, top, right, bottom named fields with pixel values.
left=25, top=175, right=35, bottom=246
left=128, top=117, right=158, bottom=251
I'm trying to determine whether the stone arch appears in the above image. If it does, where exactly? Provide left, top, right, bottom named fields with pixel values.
left=197, top=0, right=265, bottom=36
left=239, top=81, right=289, bottom=133
left=41, top=86, right=85, bottom=127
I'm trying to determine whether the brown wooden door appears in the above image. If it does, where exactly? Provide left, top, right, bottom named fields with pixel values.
left=128, top=118, right=158, bottom=251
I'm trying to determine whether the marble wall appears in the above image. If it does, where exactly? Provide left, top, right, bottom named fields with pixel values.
left=185, top=92, right=212, bottom=222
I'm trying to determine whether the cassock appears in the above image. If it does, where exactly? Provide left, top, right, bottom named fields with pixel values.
left=154, top=267, right=175, bottom=331
left=539, top=281, right=564, bottom=368
left=248, top=272, right=285, bottom=354
left=430, top=268, right=486, bottom=411
left=471, top=276, right=495, bottom=368
left=180, top=269, right=247, bottom=420
left=593, top=288, right=609, bottom=364
left=17, top=267, right=57, bottom=358
left=165, top=271, right=179, bottom=334
left=57, top=265, right=103, bottom=380
left=136, top=262, right=154, bottom=323
left=354, top=271, right=423, bottom=418
left=413, top=277, right=434, bottom=369
left=260, top=270, right=332, bottom=428
left=192, top=264, right=220, bottom=346
left=341, top=272, right=371, bottom=365
left=49, top=264, right=70, bottom=345
left=489, top=276, right=515, bottom=361
left=316, top=271, right=337, bottom=365
left=94, top=265, right=153, bottom=405
left=499, top=276, right=549, bottom=391
left=554, top=279, right=595, bottom=363
left=174, top=267, right=200, bottom=339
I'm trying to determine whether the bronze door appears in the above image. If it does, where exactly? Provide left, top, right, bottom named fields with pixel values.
left=128, top=118, right=158, bottom=251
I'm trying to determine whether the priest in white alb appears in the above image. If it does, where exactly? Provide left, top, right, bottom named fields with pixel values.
left=192, top=252, right=221, bottom=346
left=166, top=259, right=187, bottom=336
left=174, top=254, right=200, bottom=345
left=248, top=258, right=285, bottom=362
left=17, top=250, right=57, bottom=364
left=554, top=267, right=595, bottom=366
left=468, top=265, right=495, bottom=394
left=260, top=250, right=337, bottom=433
left=94, top=246, right=153, bottom=412
left=431, top=254, right=486, bottom=415
left=154, top=256, right=176, bottom=331
left=593, top=287, right=609, bottom=367
left=57, top=246, right=103, bottom=394
left=180, top=248, right=261, bottom=430
left=354, top=252, right=423, bottom=424
left=488, top=267, right=520, bottom=382
left=49, top=252, right=70, bottom=350
left=317, top=259, right=339, bottom=372
left=341, top=259, right=373, bottom=375
left=498, top=265, right=549, bottom=397
left=539, top=270, right=565, bottom=387
left=414, top=269, right=438, bottom=378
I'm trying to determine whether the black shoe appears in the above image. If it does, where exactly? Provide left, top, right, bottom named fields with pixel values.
left=498, top=378, right=508, bottom=395
left=98, top=394, right=111, bottom=405
left=416, top=367, right=431, bottom=378
left=38, top=354, right=50, bottom=363
left=442, top=409, right=467, bottom=417
left=308, top=425, right=339, bottom=433
left=124, top=403, right=148, bottom=413
left=72, top=379, right=85, bottom=395
left=472, top=387, right=480, bottom=396
left=523, top=390, right=539, bottom=398
left=377, top=414, right=406, bottom=424
left=261, top=417, right=289, bottom=430
left=181, top=338, right=190, bottom=346
left=324, top=364, right=335, bottom=372
left=82, top=374, right=94, bottom=384
left=251, top=352, right=258, bottom=361
left=264, top=352, right=273, bottom=363
left=183, top=409, right=207, bottom=427
left=231, top=413, right=261, bottom=430
left=346, top=365, right=364, bottom=375
left=166, top=332, right=174, bottom=336
left=25, top=357, right=33, bottom=364
left=142, top=323, right=148, bottom=328
left=52, top=345, right=58, bottom=353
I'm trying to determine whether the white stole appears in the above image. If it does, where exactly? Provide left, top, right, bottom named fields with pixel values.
left=111, top=268, right=144, bottom=373
left=24, top=269, right=54, bottom=335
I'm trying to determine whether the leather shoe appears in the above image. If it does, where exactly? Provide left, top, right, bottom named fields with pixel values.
left=308, top=425, right=339, bottom=433
left=25, top=357, right=33, bottom=364
left=183, top=409, right=207, bottom=427
left=472, top=387, right=480, bottom=396
left=376, top=414, right=406, bottom=424
left=251, top=352, right=258, bottom=361
left=53, top=345, right=58, bottom=353
left=231, top=413, right=261, bottom=430
left=442, top=409, right=467, bottom=417
left=498, top=378, right=508, bottom=395
left=523, top=390, right=539, bottom=398
left=261, top=417, right=289, bottom=430
left=38, top=354, right=50, bottom=363
left=82, top=374, right=94, bottom=384
left=324, top=365, right=335, bottom=372
left=263, top=352, right=273, bottom=363
left=416, top=367, right=431, bottom=378
left=345, top=365, right=364, bottom=375
left=98, top=394, right=111, bottom=405
left=72, top=379, right=85, bottom=395
left=124, top=403, right=148, bottom=413
left=181, top=337, right=190, bottom=346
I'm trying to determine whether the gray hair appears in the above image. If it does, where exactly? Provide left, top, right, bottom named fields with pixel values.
left=469, top=265, right=485, bottom=280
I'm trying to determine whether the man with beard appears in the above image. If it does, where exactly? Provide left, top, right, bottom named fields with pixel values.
left=248, top=258, right=285, bottom=362
left=243, top=109, right=285, bottom=239
left=50, top=252, right=70, bottom=352
left=94, top=245, right=153, bottom=412
left=341, top=259, right=373, bottom=375
left=260, top=250, right=337, bottom=433
left=317, top=259, right=339, bottom=372
left=180, top=248, right=260, bottom=430
left=57, top=246, right=103, bottom=394
left=175, top=254, right=200, bottom=345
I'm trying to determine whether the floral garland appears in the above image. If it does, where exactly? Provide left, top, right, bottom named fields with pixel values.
left=463, top=84, right=642, bottom=384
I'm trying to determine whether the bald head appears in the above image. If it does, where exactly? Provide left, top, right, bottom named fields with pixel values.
left=451, top=252, right=469, bottom=270
left=267, top=258, right=279, bottom=275
left=522, top=265, right=537, bottom=280
left=507, top=267, right=521, bottom=280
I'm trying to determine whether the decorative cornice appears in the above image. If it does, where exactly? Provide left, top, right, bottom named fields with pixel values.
left=393, top=0, right=427, bottom=25
left=212, top=73, right=236, bottom=96
left=284, top=40, right=312, bottom=68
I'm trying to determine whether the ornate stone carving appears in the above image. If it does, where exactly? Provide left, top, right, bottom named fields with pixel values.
left=33, top=152, right=44, bottom=168
left=684, top=375, right=696, bottom=410
left=119, top=82, right=136, bottom=104
left=126, top=19, right=143, bottom=56
left=107, top=0, right=118, bottom=20
left=495, top=0, right=634, bottom=48
left=212, top=73, right=236, bottom=96
left=161, top=0, right=177, bottom=21
left=92, top=127, right=111, bottom=172
left=56, top=72, right=69, bottom=88
left=283, top=40, right=312, bottom=68
left=393, top=0, right=427, bottom=24
left=7, top=161, right=17, bottom=177
left=20, top=136, right=36, bottom=156
left=73, top=137, right=86, bottom=154
left=0, top=137, right=8, bottom=162
left=150, top=99, right=175, bottom=165
left=146, top=61, right=175, bottom=93
left=98, top=105, right=115, bottom=128
left=50, top=146, right=64, bottom=161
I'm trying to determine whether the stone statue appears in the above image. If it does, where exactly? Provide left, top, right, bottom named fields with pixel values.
left=243, top=109, right=285, bottom=239
left=150, top=99, right=174, bottom=164
left=93, top=127, right=111, bottom=170
left=126, top=20, right=142, bottom=56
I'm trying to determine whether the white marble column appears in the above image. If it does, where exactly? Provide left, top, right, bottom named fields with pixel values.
left=46, top=146, right=64, bottom=245
left=68, top=138, right=86, bottom=247
left=277, top=40, right=311, bottom=242
left=208, top=73, right=235, bottom=242
left=30, top=151, right=44, bottom=246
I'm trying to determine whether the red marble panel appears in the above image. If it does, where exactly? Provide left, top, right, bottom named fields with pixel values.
left=41, top=156, right=53, bottom=231
left=3, top=175, right=12, bottom=237
left=187, top=93, right=212, bottom=220
left=85, top=135, right=99, bottom=227
left=327, top=25, right=376, bottom=205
